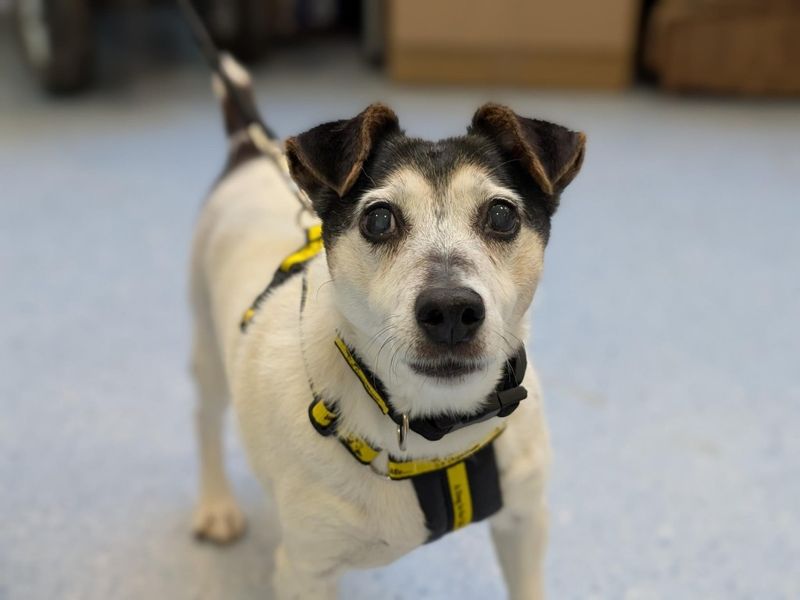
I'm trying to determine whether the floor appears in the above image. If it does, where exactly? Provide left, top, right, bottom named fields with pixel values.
left=1, top=17, right=799, bottom=600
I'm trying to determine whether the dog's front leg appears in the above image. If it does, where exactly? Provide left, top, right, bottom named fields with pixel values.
left=491, top=497, right=548, bottom=600
left=272, top=543, right=339, bottom=600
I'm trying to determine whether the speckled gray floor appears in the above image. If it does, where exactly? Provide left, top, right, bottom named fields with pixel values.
left=1, top=20, right=799, bottom=600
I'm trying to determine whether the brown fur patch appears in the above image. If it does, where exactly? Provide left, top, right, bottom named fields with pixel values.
left=471, top=103, right=586, bottom=196
left=285, top=104, right=400, bottom=199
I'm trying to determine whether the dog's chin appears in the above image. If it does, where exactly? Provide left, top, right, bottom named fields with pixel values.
left=407, top=358, right=485, bottom=382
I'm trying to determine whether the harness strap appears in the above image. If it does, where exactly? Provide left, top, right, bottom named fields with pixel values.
left=240, top=225, right=323, bottom=331
left=307, top=395, right=504, bottom=541
left=280, top=224, right=323, bottom=271
left=411, top=442, right=503, bottom=540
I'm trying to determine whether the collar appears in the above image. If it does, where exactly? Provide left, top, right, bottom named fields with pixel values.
left=308, top=397, right=505, bottom=480
left=332, top=336, right=528, bottom=442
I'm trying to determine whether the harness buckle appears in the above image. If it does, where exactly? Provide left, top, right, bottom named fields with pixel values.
left=397, top=413, right=409, bottom=452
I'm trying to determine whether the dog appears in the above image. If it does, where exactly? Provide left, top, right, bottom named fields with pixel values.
left=188, top=55, right=585, bottom=600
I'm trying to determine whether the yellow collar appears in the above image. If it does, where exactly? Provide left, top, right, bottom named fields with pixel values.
left=309, top=397, right=504, bottom=480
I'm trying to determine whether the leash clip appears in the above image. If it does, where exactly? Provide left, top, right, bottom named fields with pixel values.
left=397, top=413, right=409, bottom=452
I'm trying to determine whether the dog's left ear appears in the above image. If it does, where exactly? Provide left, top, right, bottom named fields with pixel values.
left=285, top=104, right=400, bottom=204
left=470, top=103, right=586, bottom=198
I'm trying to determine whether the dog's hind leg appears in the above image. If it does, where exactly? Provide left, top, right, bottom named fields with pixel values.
left=189, top=290, right=245, bottom=544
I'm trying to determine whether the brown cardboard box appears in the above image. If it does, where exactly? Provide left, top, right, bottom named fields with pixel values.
left=645, top=0, right=800, bottom=95
left=387, top=0, right=641, bottom=88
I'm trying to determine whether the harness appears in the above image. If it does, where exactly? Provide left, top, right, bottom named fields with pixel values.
left=240, top=224, right=323, bottom=332
left=240, top=227, right=529, bottom=541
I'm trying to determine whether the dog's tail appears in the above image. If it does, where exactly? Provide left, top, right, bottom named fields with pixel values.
left=176, top=0, right=277, bottom=140
left=177, top=0, right=314, bottom=212
left=211, top=54, right=267, bottom=138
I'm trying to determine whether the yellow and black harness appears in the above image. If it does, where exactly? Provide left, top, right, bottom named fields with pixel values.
left=240, top=224, right=323, bottom=331
left=240, top=226, right=529, bottom=541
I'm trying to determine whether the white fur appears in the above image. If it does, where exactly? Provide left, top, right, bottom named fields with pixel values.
left=212, top=53, right=252, bottom=100
left=189, top=154, right=551, bottom=598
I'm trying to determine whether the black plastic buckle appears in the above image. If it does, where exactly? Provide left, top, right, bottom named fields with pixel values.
left=495, top=385, right=528, bottom=417
left=407, top=383, right=528, bottom=442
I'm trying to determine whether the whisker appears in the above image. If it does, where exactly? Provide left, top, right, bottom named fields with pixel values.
left=375, top=334, right=397, bottom=370
left=364, top=313, right=404, bottom=353
left=365, top=324, right=398, bottom=353
left=502, top=328, right=525, bottom=348
left=314, top=279, right=334, bottom=301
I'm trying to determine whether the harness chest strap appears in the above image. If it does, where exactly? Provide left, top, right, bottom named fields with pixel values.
left=308, top=396, right=504, bottom=540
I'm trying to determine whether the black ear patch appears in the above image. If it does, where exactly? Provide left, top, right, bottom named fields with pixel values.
left=285, top=104, right=401, bottom=204
left=470, top=103, right=586, bottom=200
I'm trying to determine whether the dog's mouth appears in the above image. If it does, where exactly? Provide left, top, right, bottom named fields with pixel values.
left=407, top=358, right=483, bottom=380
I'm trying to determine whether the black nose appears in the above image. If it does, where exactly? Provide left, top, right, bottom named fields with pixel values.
left=415, top=287, right=485, bottom=346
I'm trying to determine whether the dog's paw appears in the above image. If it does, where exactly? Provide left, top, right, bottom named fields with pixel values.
left=192, top=497, right=246, bottom=544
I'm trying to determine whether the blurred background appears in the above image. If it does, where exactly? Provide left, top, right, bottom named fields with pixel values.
left=1, top=1, right=798, bottom=599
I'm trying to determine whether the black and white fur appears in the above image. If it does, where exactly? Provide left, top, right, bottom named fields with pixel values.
left=189, top=55, right=585, bottom=599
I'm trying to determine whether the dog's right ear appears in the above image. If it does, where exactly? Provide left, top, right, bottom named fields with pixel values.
left=285, top=104, right=400, bottom=209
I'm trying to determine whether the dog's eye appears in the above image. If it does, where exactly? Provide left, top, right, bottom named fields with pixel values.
left=361, top=204, right=397, bottom=241
left=485, top=200, right=519, bottom=236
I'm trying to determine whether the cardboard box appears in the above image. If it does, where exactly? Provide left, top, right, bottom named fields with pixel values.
left=645, top=0, right=800, bottom=95
left=387, top=0, right=641, bottom=88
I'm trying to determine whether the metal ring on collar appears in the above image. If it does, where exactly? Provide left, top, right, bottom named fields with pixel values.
left=397, top=413, right=409, bottom=452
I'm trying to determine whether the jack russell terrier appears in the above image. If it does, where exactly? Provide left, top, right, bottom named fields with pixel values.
left=188, top=55, right=585, bottom=599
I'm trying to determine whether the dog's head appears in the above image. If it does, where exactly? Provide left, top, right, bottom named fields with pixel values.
left=286, top=103, right=584, bottom=391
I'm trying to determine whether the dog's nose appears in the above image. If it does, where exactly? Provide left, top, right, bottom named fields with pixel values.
left=415, top=287, right=485, bottom=346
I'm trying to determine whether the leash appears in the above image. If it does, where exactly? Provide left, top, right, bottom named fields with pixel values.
left=176, top=0, right=315, bottom=216
left=175, top=0, right=275, bottom=138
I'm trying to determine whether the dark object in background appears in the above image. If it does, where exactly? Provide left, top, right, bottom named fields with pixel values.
left=11, top=0, right=271, bottom=94
left=10, top=0, right=365, bottom=95
left=203, top=0, right=268, bottom=60
left=14, top=0, right=94, bottom=93
left=644, top=0, right=800, bottom=95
